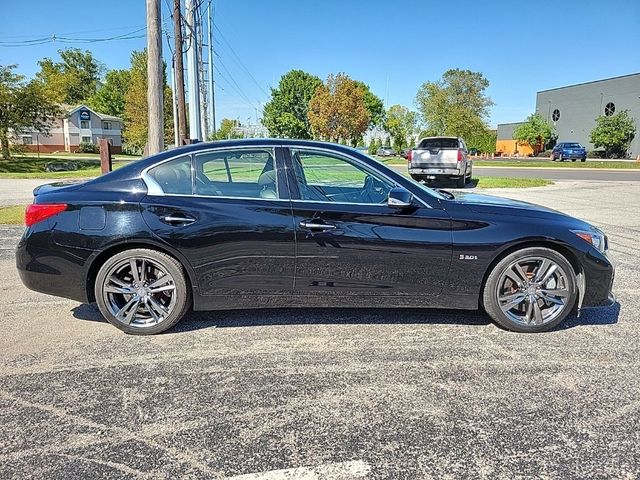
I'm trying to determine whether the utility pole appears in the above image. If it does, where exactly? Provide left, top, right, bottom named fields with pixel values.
left=146, top=0, right=164, bottom=154
left=207, top=0, right=216, bottom=134
left=173, top=0, right=188, bottom=144
left=185, top=0, right=202, bottom=141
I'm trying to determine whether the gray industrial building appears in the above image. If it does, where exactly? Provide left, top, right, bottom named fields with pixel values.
left=498, top=73, right=640, bottom=157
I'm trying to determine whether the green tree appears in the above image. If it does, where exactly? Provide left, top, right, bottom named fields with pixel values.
left=415, top=69, right=493, bottom=141
left=263, top=70, right=322, bottom=138
left=88, top=69, right=131, bottom=118
left=384, top=104, right=418, bottom=152
left=35, top=48, right=104, bottom=105
left=123, top=50, right=173, bottom=151
left=467, top=128, right=497, bottom=154
left=589, top=110, right=636, bottom=158
left=353, top=80, right=385, bottom=128
left=367, top=138, right=378, bottom=155
left=209, top=118, right=243, bottom=140
left=0, top=65, right=60, bottom=159
left=512, top=114, right=554, bottom=155
left=308, top=73, right=370, bottom=144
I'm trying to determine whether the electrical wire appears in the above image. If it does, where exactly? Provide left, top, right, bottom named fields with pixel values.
left=0, top=27, right=147, bottom=47
left=213, top=24, right=269, bottom=98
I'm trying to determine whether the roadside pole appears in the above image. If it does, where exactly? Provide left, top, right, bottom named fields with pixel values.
left=99, top=139, right=112, bottom=174
left=173, top=0, right=188, bottom=144
left=146, top=0, right=164, bottom=155
left=185, top=0, right=202, bottom=141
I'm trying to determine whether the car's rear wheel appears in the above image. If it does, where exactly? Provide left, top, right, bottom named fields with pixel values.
left=94, top=248, right=191, bottom=335
left=455, top=175, right=466, bottom=188
left=581, top=158, right=586, bottom=162
left=482, top=247, right=577, bottom=332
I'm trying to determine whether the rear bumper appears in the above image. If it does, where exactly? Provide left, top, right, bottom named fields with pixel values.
left=409, top=167, right=463, bottom=177
left=16, top=229, right=90, bottom=303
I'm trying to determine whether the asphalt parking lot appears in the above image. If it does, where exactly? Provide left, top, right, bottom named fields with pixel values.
left=1, top=180, right=639, bottom=479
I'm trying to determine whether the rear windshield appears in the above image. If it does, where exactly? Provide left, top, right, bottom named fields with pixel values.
left=418, top=138, right=459, bottom=149
left=564, top=143, right=583, bottom=148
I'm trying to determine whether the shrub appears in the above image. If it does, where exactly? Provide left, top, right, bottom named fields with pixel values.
left=537, top=149, right=553, bottom=158
left=122, top=143, right=143, bottom=156
left=77, top=142, right=100, bottom=154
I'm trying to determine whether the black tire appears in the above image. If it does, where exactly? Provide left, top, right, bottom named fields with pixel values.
left=581, top=158, right=586, bottom=162
left=465, top=169, right=473, bottom=184
left=94, top=248, right=191, bottom=335
left=482, top=247, right=578, bottom=333
left=455, top=176, right=465, bottom=188
left=572, top=158, right=577, bottom=162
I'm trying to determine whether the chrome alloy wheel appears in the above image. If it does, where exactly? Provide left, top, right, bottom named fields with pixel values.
left=496, top=256, right=571, bottom=326
left=102, top=257, right=177, bottom=328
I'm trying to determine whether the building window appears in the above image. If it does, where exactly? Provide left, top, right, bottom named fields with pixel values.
left=604, top=102, right=615, bottom=116
left=552, top=109, right=560, bottom=122
left=81, top=136, right=92, bottom=144
left=80, top=120, right=90, bottom=129
left=22, top=136, right=33, bottom=145
left=102, top=121, right=112, bottom=130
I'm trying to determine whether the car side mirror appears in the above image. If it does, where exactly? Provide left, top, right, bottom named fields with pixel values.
left=387, top=187, right=414, bottom=208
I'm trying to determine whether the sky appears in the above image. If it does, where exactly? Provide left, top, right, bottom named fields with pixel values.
left=2, top=0, right=639, bottom=129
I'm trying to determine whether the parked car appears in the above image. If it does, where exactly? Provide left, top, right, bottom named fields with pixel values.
left=377, top=146, right=396, bottom=156
left=552, top=142, right=587, bottom=162
left=399, top=149, right=409, bottom=159
left=17, top=139, right=614, bottom=335
left=408, top=136, right=472, bottom=187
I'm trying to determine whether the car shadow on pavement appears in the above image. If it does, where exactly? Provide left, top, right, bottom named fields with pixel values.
left=71, top=302, right=620, bottom=333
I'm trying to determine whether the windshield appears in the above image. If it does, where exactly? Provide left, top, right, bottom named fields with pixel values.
left=564, top=143, right=583, bottom=148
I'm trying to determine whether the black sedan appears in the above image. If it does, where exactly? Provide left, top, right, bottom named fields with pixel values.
left=16, top=139, right=614, bottom=334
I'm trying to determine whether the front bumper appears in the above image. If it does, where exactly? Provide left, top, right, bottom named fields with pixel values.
left=580, top=248, right=615, bottom=308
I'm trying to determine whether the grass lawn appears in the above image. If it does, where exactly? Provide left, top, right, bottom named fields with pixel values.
left=0, top=156, right=130, bottom=179
left=472, top=177, right=553, bottom=189
left=470, top=160, right=639, bottom=169
left=0, top=205, right=25, bottom=225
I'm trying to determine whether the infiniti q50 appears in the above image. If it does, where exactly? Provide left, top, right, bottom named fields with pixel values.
left=16, top=139, right=614, bottom=334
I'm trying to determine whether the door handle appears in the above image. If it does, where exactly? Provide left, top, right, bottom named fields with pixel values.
left=163, top=215, right=196, bottom=225
left=299, top=221, right=336, bottom=231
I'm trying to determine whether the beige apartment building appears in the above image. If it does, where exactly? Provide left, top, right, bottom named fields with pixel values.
left=14, top=104, right=123, bottom=153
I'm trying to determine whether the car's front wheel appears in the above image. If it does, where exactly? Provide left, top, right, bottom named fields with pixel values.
left=94, top=248, right=191, bottom=334
left=482, top=247, right=577, bottom=332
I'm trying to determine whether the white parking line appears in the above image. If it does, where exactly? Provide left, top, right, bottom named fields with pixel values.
left=227, top=460, right=371, bottom=479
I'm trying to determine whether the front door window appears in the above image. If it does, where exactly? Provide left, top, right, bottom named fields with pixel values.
left=290, top=149, right=393, bottom=204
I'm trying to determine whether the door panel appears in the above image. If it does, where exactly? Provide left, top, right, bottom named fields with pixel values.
left=284, top=147, right=452, bottom=296
left=141, top=197, right=295, bottom=296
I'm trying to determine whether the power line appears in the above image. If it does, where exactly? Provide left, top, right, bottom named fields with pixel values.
left=213, top=24, right=269, bottom=98
left=214, top=53, right=260, bottom=110
left=0, top=24, right=146, bottom=40
left=0, top=28, right=147, bottom=47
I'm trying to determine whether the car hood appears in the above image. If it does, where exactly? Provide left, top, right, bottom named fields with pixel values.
left=450, top=191, right=568, bottom=219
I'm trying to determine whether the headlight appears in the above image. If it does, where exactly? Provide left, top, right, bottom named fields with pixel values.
left=572, top=229, right=607, bottom=254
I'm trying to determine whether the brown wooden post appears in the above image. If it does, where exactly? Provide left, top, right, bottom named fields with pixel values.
left=99, top=139, right=112, bottom=174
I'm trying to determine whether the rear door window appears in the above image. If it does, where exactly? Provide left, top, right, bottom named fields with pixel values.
left=418, top=138, right=459, bottom=149
left=194, top=148, right=279, bottom=199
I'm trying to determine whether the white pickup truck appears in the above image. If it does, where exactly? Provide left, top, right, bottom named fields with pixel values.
left=407, top=136, right=472, bottom=187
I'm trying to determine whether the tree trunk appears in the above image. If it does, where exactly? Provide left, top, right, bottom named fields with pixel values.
left=0, top=132, right=10, bottom=160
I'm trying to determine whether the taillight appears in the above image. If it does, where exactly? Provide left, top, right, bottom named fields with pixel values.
left=407, top=150, right=413, bottom=162
left=25, top=204, right=67, bottom=227
left=457, top=149, right=464, bottom=162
